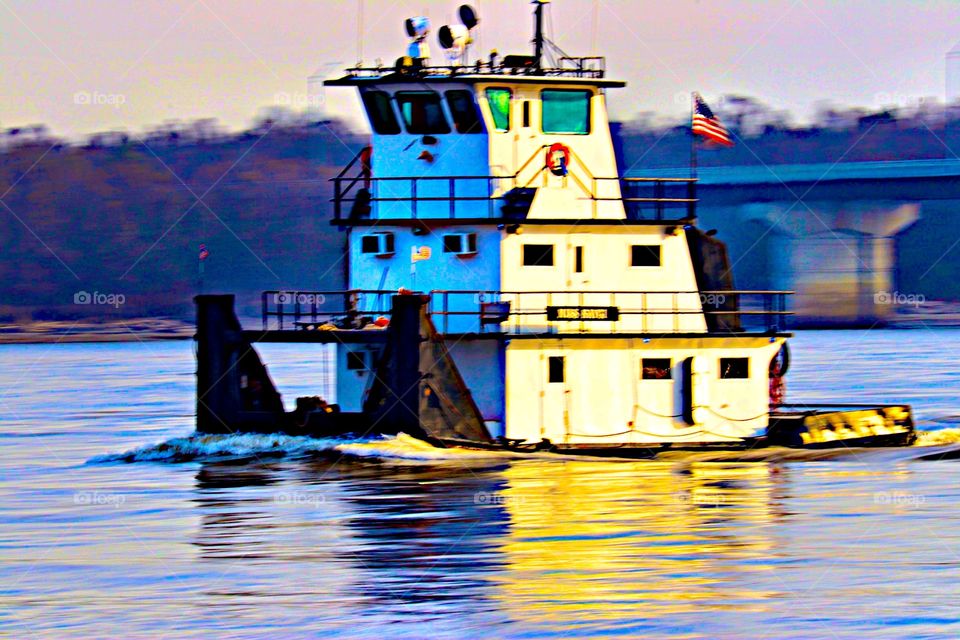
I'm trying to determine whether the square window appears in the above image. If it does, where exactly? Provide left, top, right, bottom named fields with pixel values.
left=641, top=358, right=672, bottom=380
left=631, top=245, right=661, bottom=267
left=719, top=357, right=749, bottom=379
left=523, top=244, right=554, bottom=266
left=548, top=356, right=565, bottom=383
left=541, top=90, right=591, bottom=135
left=347, top=351, right=366, bottom=371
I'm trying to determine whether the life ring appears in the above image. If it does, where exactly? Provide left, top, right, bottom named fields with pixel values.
left=546, top=143, right=570, bottom=177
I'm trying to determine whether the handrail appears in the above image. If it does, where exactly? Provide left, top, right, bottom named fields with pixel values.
left=331, top=154, right=699, bottom=221
left=261, top=289, right=794, bottom=334
left=513, top=144, right=550, bottom=185
left=335, top=147, right=366, bottom=180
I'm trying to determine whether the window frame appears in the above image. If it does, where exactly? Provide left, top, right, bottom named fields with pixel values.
left=719, top=357, right=750, bottom=380
left=522, top=244, right=555, bottom=267
left=360, top=91, right=401, bottom=135
left=548, top=356, right=565, bottom=384
left=444, top=90, right=485, bottom=134
left=346, top=351, right=367, bottom=371
left=394, top=91, right=452, bottom=135
left=485, top=87, right=513, bottom=133
left=641, top=358, right=673, bottom=380
left=630, top=244, right=662, bottom=268
left=540, top=89, right=593, bottom=135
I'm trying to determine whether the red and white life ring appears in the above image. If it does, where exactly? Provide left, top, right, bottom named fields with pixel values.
left=546, top=143, right=570, bottom=177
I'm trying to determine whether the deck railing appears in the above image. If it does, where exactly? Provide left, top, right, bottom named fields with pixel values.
left=261, top=289, right=793, bottom=335
left=331, top=147, right=698, bottom=222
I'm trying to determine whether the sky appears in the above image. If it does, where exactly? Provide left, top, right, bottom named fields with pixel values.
left=1, top=0, right=959, bottom=139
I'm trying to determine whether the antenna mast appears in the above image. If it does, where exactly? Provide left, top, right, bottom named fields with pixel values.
left=533, top=0, right=547, bottom=71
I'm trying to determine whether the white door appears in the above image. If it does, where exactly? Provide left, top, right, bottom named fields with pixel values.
left=541, top=353, right=569, bottom=443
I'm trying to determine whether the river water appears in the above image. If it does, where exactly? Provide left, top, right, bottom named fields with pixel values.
left=3, top=329, right=960, bottom=638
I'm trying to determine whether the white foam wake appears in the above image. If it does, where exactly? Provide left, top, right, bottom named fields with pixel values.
left=89, top=432, right=368, bottom=463
left=89, top=432, right=531, bottom=464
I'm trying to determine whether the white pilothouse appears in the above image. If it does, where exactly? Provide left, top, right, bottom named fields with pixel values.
left=194, top=0, right=915, bottom=452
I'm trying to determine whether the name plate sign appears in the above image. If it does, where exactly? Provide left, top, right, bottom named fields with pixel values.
left=546, top=306, right=620, bottom=322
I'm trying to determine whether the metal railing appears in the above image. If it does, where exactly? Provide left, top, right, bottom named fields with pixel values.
left=332, top=171, right=698, bottom=223
left=429, top=290, right=791, bottom=335
left=335, top=56, right=607, bottom=81
left=261, top=290, right=395, bottom=331
left=260, top=289, right=793, bottom=335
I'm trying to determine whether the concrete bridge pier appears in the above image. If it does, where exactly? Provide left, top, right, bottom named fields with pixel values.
left=729, top=202, right=920, bottom=326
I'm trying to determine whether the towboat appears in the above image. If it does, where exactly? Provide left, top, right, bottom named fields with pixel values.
left=194, top=1, right=914, bottom=454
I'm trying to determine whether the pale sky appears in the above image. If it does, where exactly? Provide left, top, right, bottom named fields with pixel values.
left=1, top=0, right=958, bottom=139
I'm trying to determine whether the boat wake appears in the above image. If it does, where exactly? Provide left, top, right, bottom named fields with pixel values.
left=88, top=432, right=523, bottom=464
left=89, top=428, right=960, bottom=465
left=89, top=433, right=372, bottom=464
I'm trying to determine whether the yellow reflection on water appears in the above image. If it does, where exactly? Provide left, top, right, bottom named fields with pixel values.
left=488, top=460, right=787, bottom=622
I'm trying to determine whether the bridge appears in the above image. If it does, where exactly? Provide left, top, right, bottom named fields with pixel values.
left=634, top=159, right=960, bottom=326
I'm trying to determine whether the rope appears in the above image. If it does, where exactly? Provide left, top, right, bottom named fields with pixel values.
left=706, top=407, right=768, bottom=423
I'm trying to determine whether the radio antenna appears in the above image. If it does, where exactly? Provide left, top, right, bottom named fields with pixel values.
left=357, top=0, right=364, bottom=63
left=533, top=0, right=547, bottom=71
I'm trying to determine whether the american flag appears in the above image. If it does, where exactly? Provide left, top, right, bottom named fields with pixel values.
left=199, top=244, right=209, bottom=261
left=692, top=93, right=733, bottom=147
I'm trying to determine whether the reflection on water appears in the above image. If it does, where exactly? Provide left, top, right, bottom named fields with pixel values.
left=5, top=336, right=960, bottom=637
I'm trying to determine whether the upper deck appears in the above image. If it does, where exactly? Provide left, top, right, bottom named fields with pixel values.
left=324, top=56, right=624, bottom=88
left=322, top=3, right=690, bottom=223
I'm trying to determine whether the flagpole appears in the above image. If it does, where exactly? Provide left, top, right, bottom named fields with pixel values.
left=690, top=92, right=698, bottom=180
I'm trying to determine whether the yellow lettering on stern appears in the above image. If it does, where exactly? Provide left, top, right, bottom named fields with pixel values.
left=581, top=309, right=608, bottom=320
left=558, top=308, right=580, bottom=320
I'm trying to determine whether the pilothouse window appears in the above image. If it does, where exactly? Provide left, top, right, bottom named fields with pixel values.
left=486, top=88, right=512, bottom=132
left=445, top=91, right=484, bottom=134
left=395, top=91, right=451, bottom=134
left=542, top=89, right=592, bottom=135
left=361, top=91, right=401, bottom=135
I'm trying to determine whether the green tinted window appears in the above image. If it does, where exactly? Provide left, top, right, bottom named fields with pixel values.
left=542, top=90, right=591, bottom=135
left=486, top=88, right=512, bottom=132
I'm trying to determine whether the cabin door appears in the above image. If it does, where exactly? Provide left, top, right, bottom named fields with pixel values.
left=541, top=353, right=569, bottom=442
